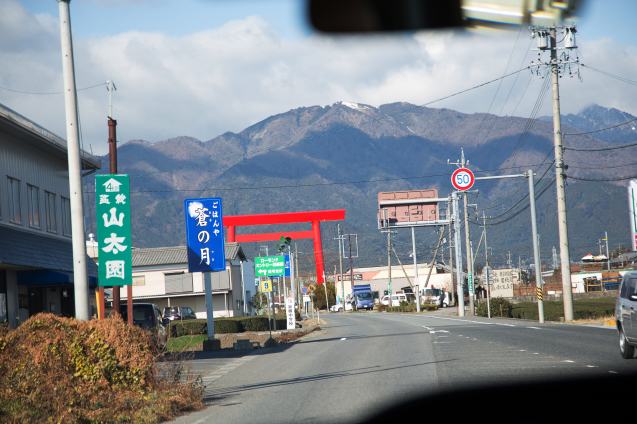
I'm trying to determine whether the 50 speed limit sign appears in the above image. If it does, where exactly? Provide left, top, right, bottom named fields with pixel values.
left=451, top=168, right=474, bottom=191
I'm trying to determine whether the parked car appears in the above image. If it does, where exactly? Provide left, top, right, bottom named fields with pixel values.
left=390, top=294, right=407, bottom=306
left=330, top=301, right=353, bottom=312
left=121, top=303, right=167, bottom=349
left=616, top=270, right=637, bottom=358
left=162, top=306, right=197, bottom=323
left=380, top=295, right=390, bottom=306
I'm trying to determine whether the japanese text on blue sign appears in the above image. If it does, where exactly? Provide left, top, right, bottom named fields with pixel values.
left=185, top=198, right=226, bottom=272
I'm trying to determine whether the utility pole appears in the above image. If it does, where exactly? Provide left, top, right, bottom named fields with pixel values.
left=295, top=243, right=300, bottom=313
left=387, top=227, right=392, bottom=302
left=58, top=0, right=89, bottom=321
left=448, top=203, right=455, bottom=306
left=412, top=227, right=420, bottom=313
left=452, top=192, right=465, bottom=316
left=337, top=224, right=344, bottom=307
left=551, top=24, right=574, bottom=320
left=482, top=213, right=491, bottom=318
left=528, top=169, right=545, bottom=323
left=529, top=22, right=577, bottom=320
left=605, top=231, right=610, bottom=271
left=380, top=209, right=395, bottom=303
left=463, top=187, right=474, bottom=314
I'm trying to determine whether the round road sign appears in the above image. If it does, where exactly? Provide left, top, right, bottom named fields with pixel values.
left=301, top=287, right=308, bottom=294
left=451, top=168, right=475, bottom=191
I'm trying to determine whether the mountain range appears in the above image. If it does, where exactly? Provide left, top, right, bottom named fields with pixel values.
left=87, top=102, right=635, bottom=272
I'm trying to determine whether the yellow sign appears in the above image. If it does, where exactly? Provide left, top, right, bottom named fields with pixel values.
left=308, top=284, right=316, bottom=293
left=261, top=280, right=273, bottom=293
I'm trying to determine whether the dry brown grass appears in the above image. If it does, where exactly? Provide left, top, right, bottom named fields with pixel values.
left=564, top=315, right=616, bottom=326
left=0, top=313, right=203, bottom=423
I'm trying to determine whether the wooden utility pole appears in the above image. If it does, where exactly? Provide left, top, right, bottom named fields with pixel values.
left=108, top=117, right=132, bottom=324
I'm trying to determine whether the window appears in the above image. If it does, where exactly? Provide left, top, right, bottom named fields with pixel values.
left=132, top=276, right=145, bottom=286
left=164, top=272, right=193, bottom=294
left=45, top=192, right=57, bottom=233
left=61, top=197, right=71, bottom=236
left=7, top=177, right=21, bottom=224
left=27, top=185, right=40, bottom=229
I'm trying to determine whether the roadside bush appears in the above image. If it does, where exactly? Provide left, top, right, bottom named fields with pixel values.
left=168, top=315, right=290, bottom=336
left=421, top=304, right=439, bottom=311
left=0, top=313, right=203, bottom=423
left=511, top=297, right=616, bottom=321
left=377, top=304, right=386, bottom=312
left=476, top=297, right=513, bottom=318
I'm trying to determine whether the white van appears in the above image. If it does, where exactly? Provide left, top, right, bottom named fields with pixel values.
left=390, top=293, right=407, bottom=306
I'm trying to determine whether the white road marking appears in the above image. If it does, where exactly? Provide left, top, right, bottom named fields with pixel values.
left=586, top=365, right=597, bottom=368
left=340, top=338, right=347, bottom=341
left=520, top=350, right=526, bottom=352
left=527, top=327, right=541, bottom=329
left=563, top=360, right=574, bottom=363
left=609, top=371, right=618, bottom=373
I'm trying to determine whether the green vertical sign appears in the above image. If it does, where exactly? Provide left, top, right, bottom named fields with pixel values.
left=468, top=273, right=474, bottom=293
left=96, top=175, right=132, bottom=287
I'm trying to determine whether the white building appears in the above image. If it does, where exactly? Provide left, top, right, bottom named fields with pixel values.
left=113, top=244, right=253, bottom=318
left=0, top=102, right=101, bottom=326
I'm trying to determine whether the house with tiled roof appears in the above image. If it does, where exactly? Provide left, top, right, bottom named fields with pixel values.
left=111, top=243, right=254, bottom=318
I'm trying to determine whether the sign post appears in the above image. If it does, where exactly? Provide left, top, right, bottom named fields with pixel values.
left=184, top=197, right=226, bottom=343
left=96, top=175, right=132, bottom=317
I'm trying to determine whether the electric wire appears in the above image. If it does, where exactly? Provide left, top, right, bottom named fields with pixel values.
left=580, top=64, right=637, bottom=88
left=0, top=81, right=108, bottom=95
left=563, top=140, right=637, bottom=152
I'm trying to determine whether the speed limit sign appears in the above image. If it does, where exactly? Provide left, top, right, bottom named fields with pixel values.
left=451, top=168, right=474, bottom=191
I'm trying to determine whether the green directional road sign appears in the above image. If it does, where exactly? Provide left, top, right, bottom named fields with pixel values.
left=96, top=175, right=132, bottom=287
left=255, top=256, right=285, bottom=278
left=468, top=273, right=474, bottom=293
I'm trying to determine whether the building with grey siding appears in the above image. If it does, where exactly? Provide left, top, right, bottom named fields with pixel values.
left=0, top=102, right=101, bottom=326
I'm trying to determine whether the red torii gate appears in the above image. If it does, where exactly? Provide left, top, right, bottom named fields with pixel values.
left=224, top=210, right=345, bottom=284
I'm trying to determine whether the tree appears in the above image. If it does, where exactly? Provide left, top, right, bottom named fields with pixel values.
left=520, top=270, right=530, bottom=285
left=312, top=283, right=336, bottom=310
left=251, top=292, right=267, bottom=311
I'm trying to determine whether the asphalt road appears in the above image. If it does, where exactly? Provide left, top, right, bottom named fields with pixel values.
left=168, top=311, right=635, bottom=424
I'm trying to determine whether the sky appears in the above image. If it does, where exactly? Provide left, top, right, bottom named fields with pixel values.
left=2, top=0, right=637, bottom=156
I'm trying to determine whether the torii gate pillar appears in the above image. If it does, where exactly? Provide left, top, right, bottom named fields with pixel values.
left=224, top=210, right=345, bottom=285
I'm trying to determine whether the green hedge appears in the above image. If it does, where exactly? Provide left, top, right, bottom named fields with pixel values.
left=476, top=297, right=513, bottom=318
left=167, top=315, right=289, bottom=337
left=385, top=304, right=438, bottom=313
left=510, top=297, right=616, bottom=321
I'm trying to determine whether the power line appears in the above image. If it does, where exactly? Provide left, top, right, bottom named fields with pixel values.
left=85, top=163, right=553, bottom=194
left=568, top=161, right=637, bottom=170
left=565, top=173, right=637, bottom=182
left=564, top=140, right=637, bottom=152
left=0, top=81, right=108, bottom=95
left=562, top=118, right=637, bottom=136
left=131, top=68, right=528, bottom=179
left=581, top=64, right=637, bottom=88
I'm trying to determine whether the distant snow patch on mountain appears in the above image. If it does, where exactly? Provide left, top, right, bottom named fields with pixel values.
left=341, top=102, right=372, bottom=111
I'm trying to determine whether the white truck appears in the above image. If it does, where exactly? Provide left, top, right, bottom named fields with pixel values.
left=421, top=287, right=450, bottom=307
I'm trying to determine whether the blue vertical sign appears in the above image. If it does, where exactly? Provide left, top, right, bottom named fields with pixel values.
left=185, top=198, right=226, bottom=272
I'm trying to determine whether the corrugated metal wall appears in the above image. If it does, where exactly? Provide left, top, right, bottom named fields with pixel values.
left=0, top=130, right=72, bottom=241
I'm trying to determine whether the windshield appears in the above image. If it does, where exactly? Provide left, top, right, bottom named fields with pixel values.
left=12, top=0, right=635, bottom=422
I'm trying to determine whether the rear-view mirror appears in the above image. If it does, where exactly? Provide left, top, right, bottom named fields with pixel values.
left=307, top=0, right=583, bottom=33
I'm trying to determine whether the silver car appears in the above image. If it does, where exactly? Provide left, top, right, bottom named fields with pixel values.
left=615, top=271, right=637, bottom=359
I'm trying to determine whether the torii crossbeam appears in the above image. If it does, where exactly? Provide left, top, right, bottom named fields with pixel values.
left=224, top=210, right=346, bottom=284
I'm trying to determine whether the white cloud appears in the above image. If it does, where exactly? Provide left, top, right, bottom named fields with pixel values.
left=2, top=0, right=637, bottom=156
